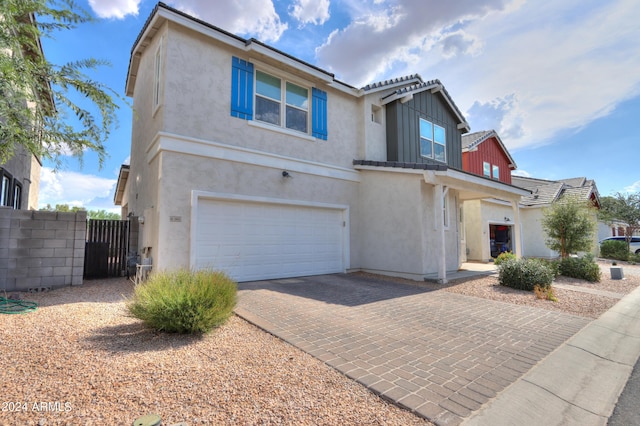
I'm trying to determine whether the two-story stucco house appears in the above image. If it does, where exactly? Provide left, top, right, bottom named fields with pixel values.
left=115, top=3, right=528, bottom=283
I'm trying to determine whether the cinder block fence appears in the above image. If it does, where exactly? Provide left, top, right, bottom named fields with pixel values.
left=0, top=208, right=86, bottom=292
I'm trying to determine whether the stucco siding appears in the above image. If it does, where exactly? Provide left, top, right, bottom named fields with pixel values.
left=161, top=24, right=360, bottom=170
left=153, top=149, right=360, bottom=271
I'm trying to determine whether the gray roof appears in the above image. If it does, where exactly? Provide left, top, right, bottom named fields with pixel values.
left=461, top=129, right=517, bottom=169
left=512, top=175, right=600, bottom=207
left=361, top=74, right=422, bottom=92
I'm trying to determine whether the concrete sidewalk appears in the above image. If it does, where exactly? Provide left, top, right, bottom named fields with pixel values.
left=463, top=285, right=640, bottom=425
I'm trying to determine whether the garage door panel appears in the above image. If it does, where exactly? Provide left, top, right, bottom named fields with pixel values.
left=195, top=199, right=345, bottom=282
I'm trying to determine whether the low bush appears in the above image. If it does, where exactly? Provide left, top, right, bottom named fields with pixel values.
left=533, top=258, right=560, bottom=277
left=493, top=251, right=516, bottom=266
left=559, top=254, right=601, bottom=282
left=498, top=258, right=555, bottom=291
left=600, top=240, right=629, bottom=261
left=127, top=269, right=237, bottom=334
left=534, top=284, right=558, bottom=302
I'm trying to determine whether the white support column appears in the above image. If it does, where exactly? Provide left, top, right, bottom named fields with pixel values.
left=511, top=200, right=523, bottom=258
left=435, top=184, right=447, bottom=284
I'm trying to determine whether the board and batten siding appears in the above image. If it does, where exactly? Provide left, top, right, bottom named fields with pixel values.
left=385, top=90, right=463, bottom=169
left=462, top=137, right=513, bottom=185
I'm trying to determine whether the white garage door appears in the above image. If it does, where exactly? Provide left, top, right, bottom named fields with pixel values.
left=194, top=198, right=345, bottom=282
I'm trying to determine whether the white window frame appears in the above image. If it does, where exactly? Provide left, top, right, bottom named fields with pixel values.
left=492, top=164, right=500, bottom=180
left=254, top=69, right=309, bottom=135
left=483, top=162, right=491, bottom=177
left=0, top=174, right=10, bottom=207
left=152, top=36, right=163, bottom=114
left=419, top=118, right=446, bottom=163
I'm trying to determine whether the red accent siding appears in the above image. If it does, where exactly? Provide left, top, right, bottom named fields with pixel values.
left=462, top=137, right=513, bottom=184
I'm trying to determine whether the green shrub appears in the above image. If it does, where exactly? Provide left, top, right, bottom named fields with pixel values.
left=533, top=258, right=560, bottom=277
left=127, top=269, right=237, bottom=334
left=493, top=251, right=516, bottom=266
left=498, top=258, right=555, bottom=291
left=558, top=254, right=601, bottom=282
left=600, top=240, right=629, bottom=261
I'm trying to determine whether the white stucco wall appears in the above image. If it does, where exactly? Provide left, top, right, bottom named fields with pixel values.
left=153, top=149, right=360, bottom=271
left=357, top=169, right=460, bottom=280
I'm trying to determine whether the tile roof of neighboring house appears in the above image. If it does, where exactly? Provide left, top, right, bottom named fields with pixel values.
left=377, top=79, right=470, bottom=133
left=461, top=129, right=517, bottom=169
left=361, top=74, right=423, bottom=92
left=512, top=175, right=600, bottom=207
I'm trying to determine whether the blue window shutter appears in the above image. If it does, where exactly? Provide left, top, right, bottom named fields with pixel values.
left=312, top=87, right=328, bottom=140
left=231, top=57, right=254, bottom=120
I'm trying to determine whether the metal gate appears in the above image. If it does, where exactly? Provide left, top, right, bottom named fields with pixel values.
left=84, top=219, right=130, bottom=278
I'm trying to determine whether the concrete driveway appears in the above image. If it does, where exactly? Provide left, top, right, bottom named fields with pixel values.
left=236, top=273, right=590, bottom=425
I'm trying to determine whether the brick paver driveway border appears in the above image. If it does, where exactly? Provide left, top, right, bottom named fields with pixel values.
left=236, top=273, right=590, bottom=425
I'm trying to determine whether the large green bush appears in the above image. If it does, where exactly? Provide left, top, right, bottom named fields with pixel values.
left=558, top=255, right=601, bottom=282
left=498, top=258, right=555, bottom=291
left=127, top=269, right=237, bottom=334
left=600, top=240, right=629, bottom=261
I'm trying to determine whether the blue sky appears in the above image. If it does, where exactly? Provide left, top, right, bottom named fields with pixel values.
left=38, top=0, right=640, bottom=212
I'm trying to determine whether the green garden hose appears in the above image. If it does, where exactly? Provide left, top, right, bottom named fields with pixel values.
left=0, top=297, right=38, bottom=314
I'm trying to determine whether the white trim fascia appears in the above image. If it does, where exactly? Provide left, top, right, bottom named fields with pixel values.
left=190, top=190, right=351, bottom=271
left=147, top=132, right=361, bottom=182
left=159, top=8, right=246, bottom=50
left=431, top=169, right=531, bottom=196
left=353, top=165, right=425, bottom=176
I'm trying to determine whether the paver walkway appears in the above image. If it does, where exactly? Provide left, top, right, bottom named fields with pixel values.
left=236, top=273, right=591, bottom=425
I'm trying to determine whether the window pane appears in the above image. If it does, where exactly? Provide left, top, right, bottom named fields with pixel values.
left=419, top=119, right=433, bottom=140
left=255, top=96, right=280, bottom=125
left=256, top=71, right=281, bottom=100
left=1, top=176, right=9, bottom=206
left=434, top=143, right=446, bottom=162
left=420, top=138, right=433, bottom=158
left=492, top=165, right=500, bottom=180
left=13, top=185, right=21, bottom=209
left=286, top=82, right=308, bottom=109
left=286, top=106, right=307, bottom=132
left=434, top=125, right=445, bottom=144
left=483, top=162, right=491, bottom=177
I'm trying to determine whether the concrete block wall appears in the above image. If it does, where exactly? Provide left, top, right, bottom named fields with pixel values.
left=0, top=208, right=86, bottom=292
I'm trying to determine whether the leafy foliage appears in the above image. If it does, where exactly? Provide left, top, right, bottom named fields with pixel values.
left=493, top=251, right=516, bottom=266
left=541, top=197, right=597, bottom=258
left=600, top=240, right=629, bottom=262
left=40, top=203, right=120, bottom=219
left=599, top=193, right=640, bottom=253
left=558, top=254, right=601, bottom=282
left=0, top=0, right=121, bottom=167
left=498, top=258, right=555, bottom=291
left=127, top=269, right=237, bottom=334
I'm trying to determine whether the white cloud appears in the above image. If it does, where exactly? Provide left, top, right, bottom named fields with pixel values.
left=39, top=167, right=116, bottom=210
left=290, top=0, right=331, bottom=26
left=511, top=169, right=531, bottom=178
left=623, top=181, right=640, bottom=194
left=315, top=0, right=640, bottom=153
left=88, top=0, right=141, bottom=19
left=169, top=0, right=288, bottom=42
left=315, top=0, right=513, bottom=86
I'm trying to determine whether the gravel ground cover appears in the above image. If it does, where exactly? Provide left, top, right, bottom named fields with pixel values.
left=0, top=279, right=430, bottom=426
left=1, top=260, right=638, bottom=425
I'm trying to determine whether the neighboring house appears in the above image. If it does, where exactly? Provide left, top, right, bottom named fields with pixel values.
left=116, top=3, right=528, bottom=283
left=0, top=13, right=52, bottom=210
left=460, top=130, right=521, bottom=261
left=513, top=176, right=601, bottom=258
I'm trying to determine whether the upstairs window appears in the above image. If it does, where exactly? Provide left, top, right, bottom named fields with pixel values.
left=13, top=183, right=22, bottom=209
left=0, top=174, right=10, bottom=206
left=483, top=162, right=491, bottom=177
left=231, top=57, right=327, bottom=140
left=255, top=71, right=309, bottom=133
left=419, top=118, right=446, bottom=162
left=492, top=165, right=500, bottom=180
